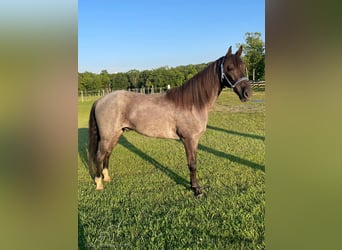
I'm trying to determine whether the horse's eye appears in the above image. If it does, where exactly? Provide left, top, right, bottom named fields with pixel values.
left=227, top=66, right=234, bottom=71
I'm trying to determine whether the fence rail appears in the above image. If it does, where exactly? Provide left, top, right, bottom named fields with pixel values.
left=251, top=81, right=265, bottom=90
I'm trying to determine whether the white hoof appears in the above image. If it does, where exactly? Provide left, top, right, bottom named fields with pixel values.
left=102, top=169, right=111, bottom=182
left=95, top=177, right=104, bottom=190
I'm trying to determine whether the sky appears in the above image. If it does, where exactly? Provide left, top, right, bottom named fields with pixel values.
left=78, top=0, right=265, bottom=73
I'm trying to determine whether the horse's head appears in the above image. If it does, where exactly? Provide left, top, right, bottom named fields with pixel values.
left=221, top=45, right=251, bottom=102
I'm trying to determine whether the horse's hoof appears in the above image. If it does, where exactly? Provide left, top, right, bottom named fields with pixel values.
left=95, top=177, right=104, bottom=190
left=102, top=169, right=111, bottom=182
left=103, top=176, right=111, bottom=182
left=194, top=187, right=203, bottom=197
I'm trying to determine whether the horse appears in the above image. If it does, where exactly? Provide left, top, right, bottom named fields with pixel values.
left=88, top=46, right=251, bottom=196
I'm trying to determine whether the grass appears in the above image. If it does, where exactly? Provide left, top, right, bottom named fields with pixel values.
left=78, top=89, right=265, bottom=249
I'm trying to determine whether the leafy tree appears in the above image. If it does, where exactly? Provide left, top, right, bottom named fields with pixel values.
left=93, top=75, right=102, bottom=90
left=148, top=68, right=162, bottom=88
left=111, top=72, right=129, bottom=90
left=238, top=32, right=265, bottom=81
left=138, top=70, right=151, bottom=88
left=185, top=65, right=197, bottom=80
left=78, top=71, right=96, bottom=91
left=78, top=73, right=86, bottom=91
left=127, top=69, right=140, bottom=88
left=100, top=70, right=111, bottom=90
left=169, top=69, right=185, bottom=87
left=194, top=63, right=208, bottom=73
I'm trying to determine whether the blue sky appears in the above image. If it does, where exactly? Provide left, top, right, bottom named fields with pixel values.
left=78, top=0, right=264, bottom=73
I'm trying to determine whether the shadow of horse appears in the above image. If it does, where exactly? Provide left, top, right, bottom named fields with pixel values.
left=78, top=128, right=88, bottom=166
left=207, top=125, right=265, bottom=141
left=198, top=144, right=265, bottom=172
left=119, top=136, right=189, bottom=188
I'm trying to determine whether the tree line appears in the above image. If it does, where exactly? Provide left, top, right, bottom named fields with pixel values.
left=78, top=32, right=265, bottom=92
left=78, top=63, right=209, bottom=92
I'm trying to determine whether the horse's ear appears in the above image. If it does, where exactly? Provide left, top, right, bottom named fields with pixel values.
left=236, top=45, right=243, bottom=57
left=226, top=46, right=232, bottom=57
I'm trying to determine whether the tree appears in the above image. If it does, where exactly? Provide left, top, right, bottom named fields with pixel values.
left=127, top=69, right=140, bottom=88
left=78, top=71, right=96, bottom=91
left=148, top=68, right=163, bottom=88
left=169, top=69, right=185, bottom=87
left=138, top=70, right=151, bottom=88
left=185, top=65, right=197, bottom=81
left=111, top=72, right=129, bottom=90
left=238, top=32, right=265, bottom=81
left=93, top=75, right=102, bottom=90
left=100, top=70, right=111, bottom=91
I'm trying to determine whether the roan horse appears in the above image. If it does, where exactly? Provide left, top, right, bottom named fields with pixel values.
left=88, top=46, right=251, bottom=196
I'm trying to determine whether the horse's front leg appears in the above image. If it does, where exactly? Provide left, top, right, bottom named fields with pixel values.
left=183, top=137, right=202, bottom=196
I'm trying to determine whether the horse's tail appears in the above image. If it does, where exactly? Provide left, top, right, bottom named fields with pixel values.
left=88, top=101, right=99, bottom=178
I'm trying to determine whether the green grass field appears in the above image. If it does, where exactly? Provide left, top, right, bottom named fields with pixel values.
left=78, top=90, right=265, bottom=249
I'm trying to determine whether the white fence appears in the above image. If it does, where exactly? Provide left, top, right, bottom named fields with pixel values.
left=78, top=87, right=168, bottom=102
left=79, top=82, right=265, bottom=102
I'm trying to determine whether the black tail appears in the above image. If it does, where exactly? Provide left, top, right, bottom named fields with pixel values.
left=88, top=101, right=99, bottom=178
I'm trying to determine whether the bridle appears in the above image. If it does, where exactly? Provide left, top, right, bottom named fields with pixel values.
left=220, top=57, right=248, bottom=89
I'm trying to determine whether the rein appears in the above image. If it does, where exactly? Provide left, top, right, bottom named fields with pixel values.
left=220, top=58, right=248, bottom=88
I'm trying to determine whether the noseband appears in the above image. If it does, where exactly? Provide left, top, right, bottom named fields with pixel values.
left=220, top=58, right=248, bottom=88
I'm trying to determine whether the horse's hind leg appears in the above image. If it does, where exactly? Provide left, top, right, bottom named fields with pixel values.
left=102, top=152, right=112, bottom=182
left=94, top=138, right=112, bottom=190
left=99, top=132, right=122, bottom=185
left=94, top=161, right=104, bottom=190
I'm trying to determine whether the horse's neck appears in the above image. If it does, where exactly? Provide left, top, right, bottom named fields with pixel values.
left=206, top=85, right=222, bottom=111
left=203, top=63, right=223, bottom=111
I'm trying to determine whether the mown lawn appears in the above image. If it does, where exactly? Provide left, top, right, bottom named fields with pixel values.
left=78, top=89, right=265, bottom=249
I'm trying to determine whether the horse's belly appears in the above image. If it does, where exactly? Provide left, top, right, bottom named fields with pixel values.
left=138, top=130, right=179, bottom=139
left=134, top=121, right=179, bottom=139
left=125, top=96, right=179, bottom=139
left=127, top=112, right=178, bottom=139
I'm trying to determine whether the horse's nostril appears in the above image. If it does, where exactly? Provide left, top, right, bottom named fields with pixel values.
left=243, top=91, right=249, bottom=99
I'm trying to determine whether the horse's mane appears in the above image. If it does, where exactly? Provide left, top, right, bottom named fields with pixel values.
left=165, top=58, right=223, bottom=110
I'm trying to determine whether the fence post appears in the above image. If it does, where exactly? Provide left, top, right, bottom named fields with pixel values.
left=81, top=91, right=84, bottom=103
